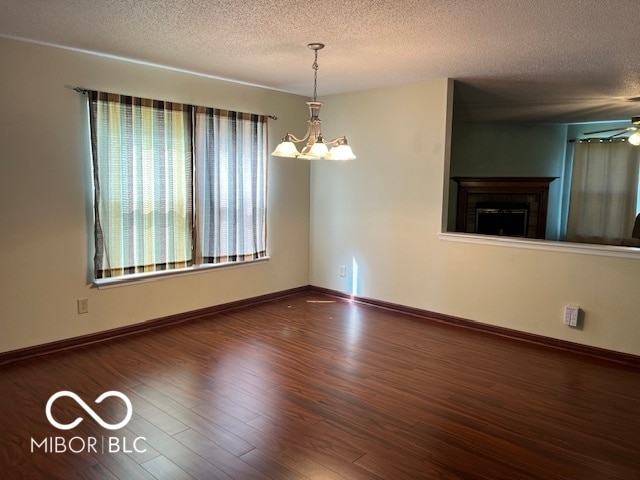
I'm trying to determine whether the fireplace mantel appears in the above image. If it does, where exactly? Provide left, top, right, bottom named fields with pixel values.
left=452, top=177, right=557, bottom=239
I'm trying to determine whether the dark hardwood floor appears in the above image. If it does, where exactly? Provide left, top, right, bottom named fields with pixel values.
left=1, top=291, right=640, bottom=479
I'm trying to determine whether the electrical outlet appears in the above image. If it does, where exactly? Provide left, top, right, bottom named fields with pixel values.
left=563, top=305, right=579, bottom=327
left=339, top=265, right=347, bottom=277
left=77, top=298, right=89, bottom=314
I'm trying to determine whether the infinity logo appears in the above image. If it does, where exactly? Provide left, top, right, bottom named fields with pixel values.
left=45, top=391, right=133, bottom=431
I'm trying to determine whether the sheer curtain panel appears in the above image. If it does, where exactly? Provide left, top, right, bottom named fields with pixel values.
left=566, top=140, right=640, bottom=244
left=195, top=108, right=267, bottom=264
left=89, top=92, right=194, bottom=279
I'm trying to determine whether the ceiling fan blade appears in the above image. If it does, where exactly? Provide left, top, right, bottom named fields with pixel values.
left=609, top=130, right=633, bottom=139
left=583, top=126, right=637, bottom=135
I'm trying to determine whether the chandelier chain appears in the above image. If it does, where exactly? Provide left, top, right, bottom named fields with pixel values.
left=312, top=49, right=319, bottom=102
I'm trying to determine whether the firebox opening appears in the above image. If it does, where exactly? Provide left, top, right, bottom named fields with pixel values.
left=476, top=202, right=530, bottom=237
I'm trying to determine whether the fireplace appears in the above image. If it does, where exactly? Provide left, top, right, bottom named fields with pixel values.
left=476, top=202, right=529, bottom=237
left=453, top=177, right=556, bottom=239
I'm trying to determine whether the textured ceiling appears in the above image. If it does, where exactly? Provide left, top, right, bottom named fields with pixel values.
left=2, top=0, right=640, bottom=123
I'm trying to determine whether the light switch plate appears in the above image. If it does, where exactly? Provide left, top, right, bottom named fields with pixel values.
left=564, top=305, right=579, bottom=327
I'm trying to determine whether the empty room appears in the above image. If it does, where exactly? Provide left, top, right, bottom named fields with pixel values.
left=1, top=1, right=640, bottom=478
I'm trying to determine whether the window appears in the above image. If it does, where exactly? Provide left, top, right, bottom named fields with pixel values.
left=566, top=139, right=640, bottom=244
left=88, top=91, right=267, bottom=280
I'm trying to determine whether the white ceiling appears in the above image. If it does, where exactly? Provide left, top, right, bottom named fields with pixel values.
left=2, top=0, right=640, bottom=123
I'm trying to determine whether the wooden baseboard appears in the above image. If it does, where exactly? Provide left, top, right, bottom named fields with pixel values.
left=4, top=284, right=638, bottom=369
left=0, top=286, right=309, bottom=365
left=309, top=286, right=640, bottom=369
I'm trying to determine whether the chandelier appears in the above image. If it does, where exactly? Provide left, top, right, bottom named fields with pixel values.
left=272, top=43, right=356, bottom=160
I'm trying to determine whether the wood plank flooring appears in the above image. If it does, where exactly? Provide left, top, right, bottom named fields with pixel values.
left=1, top=291, right=640, bottom=479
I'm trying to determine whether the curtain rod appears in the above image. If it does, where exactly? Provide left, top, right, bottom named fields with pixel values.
left=64, top=84, right=278, bottom=120
left=568, top=138, right=629, bottom=144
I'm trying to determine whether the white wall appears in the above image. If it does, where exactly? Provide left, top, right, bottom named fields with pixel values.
left=311, top=79, right=640, bottom=357
left=0, top=38, right=310, bottom=353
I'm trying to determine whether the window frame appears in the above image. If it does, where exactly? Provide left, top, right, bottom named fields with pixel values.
left=88, top=91, right=269, bottom=286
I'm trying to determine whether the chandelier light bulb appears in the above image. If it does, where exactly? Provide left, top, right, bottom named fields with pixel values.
left=272, top=141, right=300, bottom=157
left=308, top=140, right=329, bottom=159
left=327, top=143, right=357, bottom=161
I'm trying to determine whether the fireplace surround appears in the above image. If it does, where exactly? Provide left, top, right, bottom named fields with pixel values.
left=452, top=177, right=557, bottom=239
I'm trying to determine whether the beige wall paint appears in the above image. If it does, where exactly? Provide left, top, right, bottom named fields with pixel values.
left=3, top=38, right=640, bottom=358
left=0, top=38, right=310, bottom=353
left=310, top=79, right=640, bottom=357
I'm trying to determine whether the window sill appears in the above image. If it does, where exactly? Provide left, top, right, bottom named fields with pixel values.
left=94, top=257, right=270, bottom=289
left=438, top=232, right=640, bottom=259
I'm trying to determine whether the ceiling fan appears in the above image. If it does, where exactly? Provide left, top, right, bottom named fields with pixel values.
left=582, top=116, right=640, bottom=145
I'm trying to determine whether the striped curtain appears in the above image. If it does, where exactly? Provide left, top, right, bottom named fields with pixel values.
left=89, top=92, right=194, bottom=278
left=194, top=107, right=267, bottom=264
